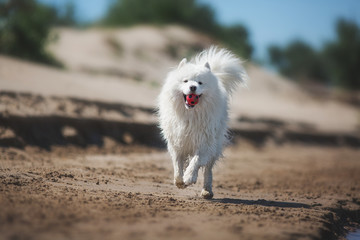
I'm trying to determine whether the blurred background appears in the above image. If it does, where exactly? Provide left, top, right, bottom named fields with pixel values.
left=0, top=0, right=359, bottom=148
left=1, top=3, right=360, bottom=239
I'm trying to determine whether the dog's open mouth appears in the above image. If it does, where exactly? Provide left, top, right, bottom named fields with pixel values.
left=183, top=94, right=202, bottom=109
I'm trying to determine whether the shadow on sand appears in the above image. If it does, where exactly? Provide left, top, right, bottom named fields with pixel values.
left=212, top=198, right=310, bottom=209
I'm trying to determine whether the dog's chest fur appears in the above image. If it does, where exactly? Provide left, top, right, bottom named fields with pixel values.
left=166, top=103, right=227, bottom=154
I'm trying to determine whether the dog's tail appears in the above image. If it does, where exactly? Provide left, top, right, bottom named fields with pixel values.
left=193, top=46, right=248, bottom=95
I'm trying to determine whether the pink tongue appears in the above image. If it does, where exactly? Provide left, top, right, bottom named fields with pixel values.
left=186, top=94, right=200, bottom=106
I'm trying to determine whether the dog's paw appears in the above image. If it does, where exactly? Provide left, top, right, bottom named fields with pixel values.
left=174, top=179, right=186, bottom=189
left=201, top=189, right=214, bottom=199
left=183, top=168, right=198, bottom=186
left=183, top=174, right=197, bottom=186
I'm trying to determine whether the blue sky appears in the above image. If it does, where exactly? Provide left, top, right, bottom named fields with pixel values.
left=200, top=0, right=360, bottom=59
left=38, top=0, right=360, bottom=60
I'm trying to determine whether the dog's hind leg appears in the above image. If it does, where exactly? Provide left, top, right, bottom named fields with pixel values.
left=201, top=160, right=215, bottom=199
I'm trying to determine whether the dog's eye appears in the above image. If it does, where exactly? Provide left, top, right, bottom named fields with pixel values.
left=184, top=80, right=188, bottom=83
left=199, top=82, right=203, bottom=85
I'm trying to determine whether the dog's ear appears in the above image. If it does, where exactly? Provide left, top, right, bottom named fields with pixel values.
left=178, top=58, right=187, bottom=69
left=205, top=62, right=211, bottom=71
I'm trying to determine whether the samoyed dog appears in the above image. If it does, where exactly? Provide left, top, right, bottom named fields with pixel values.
left=158, top=46, right=247, bottom=199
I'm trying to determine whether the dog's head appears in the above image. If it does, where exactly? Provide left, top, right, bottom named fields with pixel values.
left=171, top=58, right=218, bottom=109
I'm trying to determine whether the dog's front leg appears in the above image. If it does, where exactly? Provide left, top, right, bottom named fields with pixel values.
left=169, top=145, right=186, bottom=189
left=201, top=161, right=215, bottom=199
left=183, top=155, right=201, bottom=186
left=173, top=158, right=185, bottom=189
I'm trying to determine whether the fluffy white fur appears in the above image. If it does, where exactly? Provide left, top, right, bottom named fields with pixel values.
left=158, top=46, right=247, bottom=199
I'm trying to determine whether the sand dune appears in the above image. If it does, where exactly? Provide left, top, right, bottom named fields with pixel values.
left=1, top=25, right=358, bottom=132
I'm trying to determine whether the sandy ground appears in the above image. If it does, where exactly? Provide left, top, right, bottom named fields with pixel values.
left=0, top=144, right=359, bottom=240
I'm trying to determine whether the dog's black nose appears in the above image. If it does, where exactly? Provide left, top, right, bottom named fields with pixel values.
left=190, top=86, right=197, bottom=92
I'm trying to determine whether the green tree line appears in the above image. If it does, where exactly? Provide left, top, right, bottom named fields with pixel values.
left=1, top=0, right=359, bottom=91
left=0, top=0, right=63, bottom=67
left=0, top=0, right=253, bottom=67
left=0, top=0, right=76, bottom=67
left=101, top=0, right=253, bottom=60
left=268, top=19, right=360, bottom=90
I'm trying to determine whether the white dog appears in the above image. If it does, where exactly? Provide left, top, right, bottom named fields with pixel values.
left=158, top=46, right=247, bottom=199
